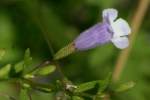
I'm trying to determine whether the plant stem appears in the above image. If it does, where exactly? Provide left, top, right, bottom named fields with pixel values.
left=22, top=78, right=54, bottom=92
left=112, top=0, right=149, bottom=82
left=103, top=0, right=149, bottom=100
left=27, top=91, right=32, bottom=100
left=21, top=0, right=66, bottom=80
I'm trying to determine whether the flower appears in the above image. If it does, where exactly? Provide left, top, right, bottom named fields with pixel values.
left=54, top=8, right=131, bottom=60
left=74, top=8, right=131, bottom=50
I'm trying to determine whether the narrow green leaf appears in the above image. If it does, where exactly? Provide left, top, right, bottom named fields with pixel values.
left=22, top=83, right=31, bottom=89
left=12, top=49, right=32, bottom=75
left=14, top=61, right=24, bottom=73
left=23, top=48, right=32, bottom=74
left=74, top=81, right=98, bottom=93
left=34, top=65, right=56, bottom=76
left=24, top=48, right=32, bottom=67
left=35, top=87, right=52, bottom=93
left=75, top=74, right=112, bottom=93
left=97, top=73, right=111, bottom=94
left=115, top=81, right=135, bottom=92
left=24, top=74, right=34, bottom=79
left=0, top=64, right=11, bottom=79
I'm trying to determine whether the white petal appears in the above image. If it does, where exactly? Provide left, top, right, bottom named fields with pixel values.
left=102, top=8, right=118, bottom=22
left=111, top=37, right=129, bottom=49
left=111, top=18, right=131, bottom=37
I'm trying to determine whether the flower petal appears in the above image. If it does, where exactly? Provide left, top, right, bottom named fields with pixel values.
left=103, top=8, right=118, bottom=23
left=111, top=18, right=131, bottom=37
left=111, top=37, right=129, bottom=49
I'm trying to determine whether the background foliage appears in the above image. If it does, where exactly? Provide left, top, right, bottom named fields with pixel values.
left=0, top=0, right=149, bottom=100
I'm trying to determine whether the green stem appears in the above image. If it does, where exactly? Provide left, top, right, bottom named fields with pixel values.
left=21, top=0, right=67, bottom=80
left=27, top=91, right=32, bottom=100
left=22, top=78, right=54, bottom=92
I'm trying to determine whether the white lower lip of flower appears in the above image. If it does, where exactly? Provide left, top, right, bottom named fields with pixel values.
left=111, top=36, right=129, bottom=49
left=102, top=8, right=131, bottom=49
left=111, top=18, right=131, bottom=38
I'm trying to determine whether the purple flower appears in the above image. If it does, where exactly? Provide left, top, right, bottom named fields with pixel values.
left=74, top=8, right=131, bottom=50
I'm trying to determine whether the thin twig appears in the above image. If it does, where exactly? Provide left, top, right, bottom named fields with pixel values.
left=21, top=0, right=66, bottom=80
left=103, top=0, right=149, bottom=100
left=112, top=0, right=149, bottom=82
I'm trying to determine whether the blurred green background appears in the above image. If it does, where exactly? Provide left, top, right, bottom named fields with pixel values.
left=0, top=0, right=150, bottom=100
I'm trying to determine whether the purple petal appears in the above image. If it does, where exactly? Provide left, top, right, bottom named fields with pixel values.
left=74, top=22, right=112, bottom=50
